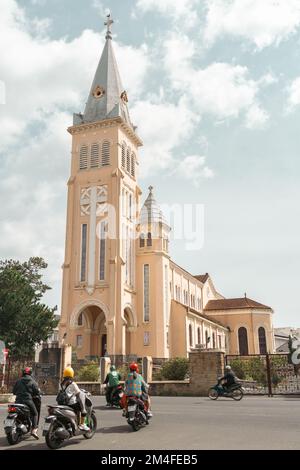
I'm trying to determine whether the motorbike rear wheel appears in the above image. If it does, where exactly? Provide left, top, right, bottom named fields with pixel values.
left=208, top=388, right=219, bottom=400
left=45, top=422, right=65, bottom=450
left=231, top=388, right=243, bottom=401
left=6, top=422, right=22, bottom=446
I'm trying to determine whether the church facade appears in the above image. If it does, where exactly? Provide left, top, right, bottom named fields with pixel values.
left=59, top=17, right=275, bottom=362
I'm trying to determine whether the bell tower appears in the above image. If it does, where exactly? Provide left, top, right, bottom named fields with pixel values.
left=59, top=15, right=142, bottom=361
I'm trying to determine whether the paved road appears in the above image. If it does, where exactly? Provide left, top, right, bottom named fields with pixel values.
left=1, top=395, right=300, bottom=450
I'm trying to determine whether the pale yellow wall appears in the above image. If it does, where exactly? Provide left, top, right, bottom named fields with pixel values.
left=205, top=309, right=274, bottom=354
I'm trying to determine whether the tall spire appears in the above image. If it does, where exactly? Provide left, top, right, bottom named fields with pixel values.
left=76, top=14, right=132, bottom=127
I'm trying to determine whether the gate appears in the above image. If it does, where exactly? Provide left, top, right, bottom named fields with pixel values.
left=226, top=353, right=300, bottom=396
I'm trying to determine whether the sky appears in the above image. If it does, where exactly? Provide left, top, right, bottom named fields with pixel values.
left=0, top=0, right=300, bottom=327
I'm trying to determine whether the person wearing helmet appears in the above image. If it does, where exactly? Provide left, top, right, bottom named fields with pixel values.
left=12, top=367, right=40, bottom=439
left=59, top=366, right=90, bottom=432
left=124, top=363, right=152, bottom=418
left=103, top=365, right=121, bottom=406
left=220, top=365, right=239, bottom=392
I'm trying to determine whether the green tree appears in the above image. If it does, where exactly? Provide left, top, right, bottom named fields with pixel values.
left=0, top=257, right=58, bottom=358
left=160, top=357, right=189, bottom=380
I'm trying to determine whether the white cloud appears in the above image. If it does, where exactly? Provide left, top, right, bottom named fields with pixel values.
left=164, top=33, right=270, bottom=124
left=173, top=155, right=214, bottom=187
left=0, top=0, right=150, bottom=150
left=204, top=0, right=300, bottom=50
left=135, top=0, right=199, bottom=28
left=245, top=104, right=269, bottom=129
left=131, top=97, right=199, bottom=176
left=287, top=77, right=300, bottom=110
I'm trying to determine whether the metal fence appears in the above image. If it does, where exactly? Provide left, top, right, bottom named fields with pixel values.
left=226, top=353, right=300, bottom=396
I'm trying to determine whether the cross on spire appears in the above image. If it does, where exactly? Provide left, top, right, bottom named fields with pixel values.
left=105, top=13, right=114, bottom=40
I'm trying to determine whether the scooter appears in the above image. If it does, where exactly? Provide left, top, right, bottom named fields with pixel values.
left=124, top=395, right=149, bottom=432
left=43, top=390, right=97, bottom=449
left=4, top=395, right=41, bottom=445
left=208, top=378, right=244, bottom=401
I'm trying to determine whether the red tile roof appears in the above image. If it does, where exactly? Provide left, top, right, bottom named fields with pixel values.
left=204, top=297, right=271, bottom=311
left=194, top=273, right=210, bottom=283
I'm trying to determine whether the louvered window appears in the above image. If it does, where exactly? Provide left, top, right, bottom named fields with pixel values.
left=102, top=141, right=110, bottom=166
left=79, top=145, right=88, bottom=170
left=121, top=144, right=126, bottom=168
left=131, top=153, right=135, bottom=177
left=91, top=143, right=99, bottom=168
left=126, top=149, right=130, bottom=172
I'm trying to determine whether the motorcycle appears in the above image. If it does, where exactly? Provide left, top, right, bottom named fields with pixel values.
left=208, top=378, right=244, bottom=401
left=4, top=395, right=41, bottom=445
left=108, top=384, right=124, bottom=408
left=43, top=390, right=97, bottom=449
left=124, top=395, right=149, bottom=432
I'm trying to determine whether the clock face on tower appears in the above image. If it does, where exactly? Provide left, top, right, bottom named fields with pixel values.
left=93, top=85, right=105, bottom=99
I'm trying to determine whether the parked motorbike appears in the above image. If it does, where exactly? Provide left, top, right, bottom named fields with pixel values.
left=43, top=390, right=97, bottom=449
left=208, top=379, right=244, bottom=401
left=108, top=384, right=124, bottom=408
left=4, top=395, right=41, bottom=445
left=124, top=396, right=149, bottom=432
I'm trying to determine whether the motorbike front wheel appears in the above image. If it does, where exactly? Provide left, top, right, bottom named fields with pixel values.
left=208, top=388, right=219, bottom=400
left=83, top=412, right=97, bottom=439
left=45, top=422, right=65, bottom=450
left=231, top=389, right=243, bottom=401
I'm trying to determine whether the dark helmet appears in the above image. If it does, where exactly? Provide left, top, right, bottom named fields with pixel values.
left=22, top=367, right=32, bottom=376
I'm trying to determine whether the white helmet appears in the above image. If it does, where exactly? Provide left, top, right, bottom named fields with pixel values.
left=225, top=365, right=231, bottom=370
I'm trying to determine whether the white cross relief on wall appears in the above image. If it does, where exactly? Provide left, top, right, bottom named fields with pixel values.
left=80, top=185, right=108, bottom=294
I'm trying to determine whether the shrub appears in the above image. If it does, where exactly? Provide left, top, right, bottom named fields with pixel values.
left=77, top=363, right=99, bottom=382
left=160, top=357, right=189, bottom=380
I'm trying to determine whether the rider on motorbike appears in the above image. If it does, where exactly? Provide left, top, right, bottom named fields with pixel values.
left=220, top=365, right=239, bottom=392
left=103, top=365, right=121, bottom=406
left=59, top=366, right=90, bottom=432
left=12, top=367, right=40, bottom=439
left=124, top=363, right=152, bottom=418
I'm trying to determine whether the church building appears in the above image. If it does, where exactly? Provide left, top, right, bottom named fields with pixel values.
left=59, top=17, right=275, bottom=362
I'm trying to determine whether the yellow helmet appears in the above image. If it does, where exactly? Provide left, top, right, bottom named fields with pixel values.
left=63, top=366, right=74, bottom=378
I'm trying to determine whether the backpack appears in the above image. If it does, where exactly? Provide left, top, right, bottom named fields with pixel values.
left=108, top=371, right=120, bottom=387
left=56, top=384, right=69, bottom=406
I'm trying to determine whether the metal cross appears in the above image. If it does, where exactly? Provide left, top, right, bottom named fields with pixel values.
left=105, top=14, right=114, bottom=39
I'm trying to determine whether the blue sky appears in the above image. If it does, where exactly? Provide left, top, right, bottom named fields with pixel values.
left=1, top=0, right=300, bottom=327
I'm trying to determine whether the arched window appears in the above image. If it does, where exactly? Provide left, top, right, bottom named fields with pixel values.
left=140, top=234, right=145, bottom=248
left=258, top=327, right=267, bottom=354
left=121, top=143, right=126, bottom=168
left=131, top=153, right=135, bottom=177
left=126, top=148, right=131, bottom=172
left=212, top=332, right=216, bottom=349
left=205, top=330, right=209, bottom=348
left=238, top=327, right=249, bottom=355
left=102, top=141, right=110, bottom=166
left=79, top=145, right=88, bottom=170
left=147, top=232, right=152, bottom=247
left=78, top=312, right=83, bottom=326
left=91, top=143, right=99, bottom=168
left=197, top=327, right=201, bottom=345
left=189, top=324, right=193, bottom=347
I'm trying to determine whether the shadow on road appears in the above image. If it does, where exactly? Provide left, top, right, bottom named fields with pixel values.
left=0, top=436, right=83, bottom=451
left=97, top=425, right=130, bottom=434
left=94, top=405, right=122, bottom=411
